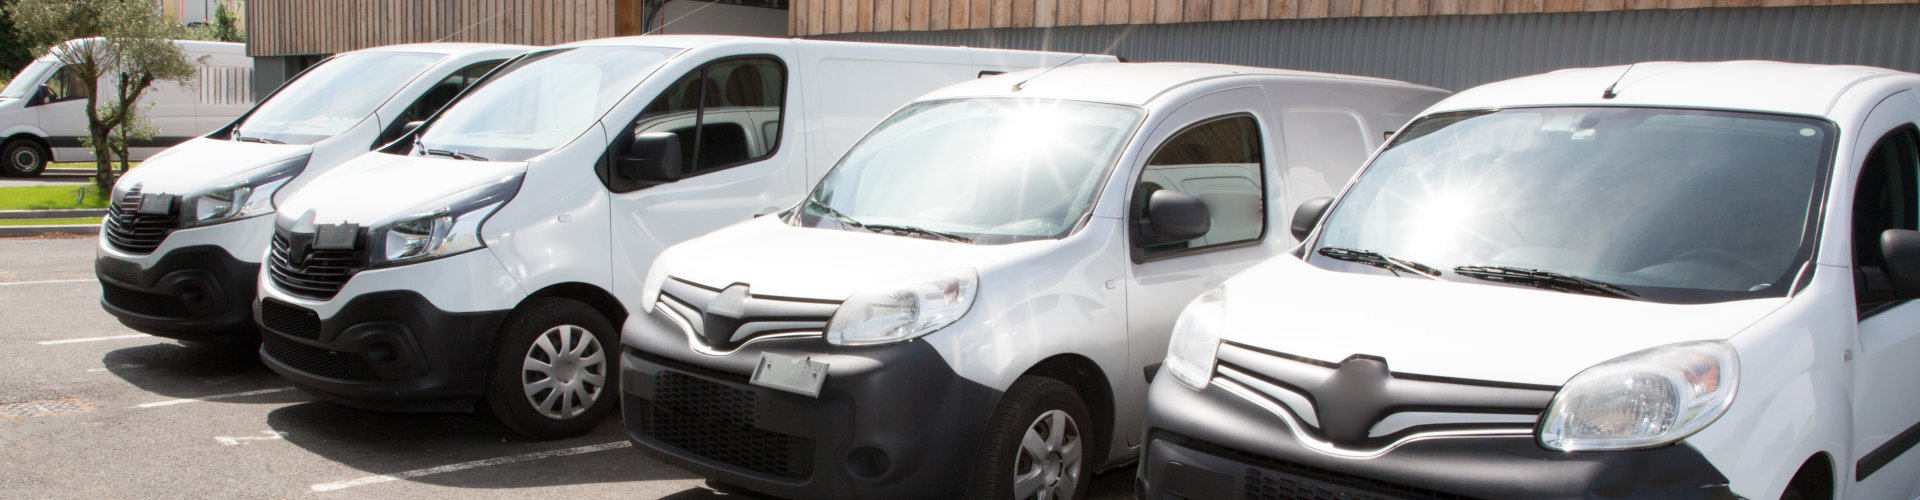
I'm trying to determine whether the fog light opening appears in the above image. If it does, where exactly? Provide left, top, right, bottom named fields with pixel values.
left=846, top=446, right=890, bottom=479
left=367, top=342, right=396, bottom=364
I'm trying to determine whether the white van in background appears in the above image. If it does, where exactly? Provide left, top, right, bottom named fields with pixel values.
left=253, top=36, right=1108, bottom=439
left=621, top=63, right=1446, bottom=498
left=0, top=38, right=253, bottom=176
left=96, top=43, right=532, bottom=345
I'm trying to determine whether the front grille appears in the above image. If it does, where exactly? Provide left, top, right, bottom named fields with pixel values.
left=641, top=371, right=813, bottom=479
left=261, top=334, right=373, bottom=381
left=259, top=298, right=322, bottom=340
left=267, top=230, right=366, bottom=300
left=101, top=285, right=187, bottom=317
left=1245, top=467, right=1408, bottom=500
left=103, top=185, right=179, bottom=255
left=96, top=257, right=142, bottom=285
left=658, top=278, right=839, bottom=351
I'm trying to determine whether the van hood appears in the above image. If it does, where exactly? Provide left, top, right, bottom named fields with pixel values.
left=1220, top=256, right=1789, bottom=387
left=115, top=137, right=309, bottom=196
left=660, top=216, right=1059, bottom=301
left=276, top=152, right=528, bottom=225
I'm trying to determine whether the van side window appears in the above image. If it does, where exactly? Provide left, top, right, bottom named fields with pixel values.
left=635, top=57, right=785, bottom=175
left=398, top=59, right=505, bottom=125
left=1854, top=125, right=1920, bottom=309
left=1134, top=115, right=1266, bottom=258
left=42, top=66, right=90, bottom=103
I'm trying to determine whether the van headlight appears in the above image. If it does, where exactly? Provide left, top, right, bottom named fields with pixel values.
left=368, top=174, right=522, bottom=267
left=1165, top=287, right=1226, bottom=390
left=825, top=269, right=977, bottom=346
left=1539, top=340, right=1738, bottom=451
left=179, top=156, right=306, bottom=228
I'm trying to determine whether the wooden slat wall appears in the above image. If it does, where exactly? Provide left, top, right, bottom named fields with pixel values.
left=793, top=0, right=1920, bottom=34
left=247, top=0, right=629, bottom=57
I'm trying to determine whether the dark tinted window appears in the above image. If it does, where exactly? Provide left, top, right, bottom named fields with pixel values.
left=636, top=57, right=785, bottom=174
left=1135, top=115, right=1266, bottom=257
left=1854, top=126, right=1920, bottom=306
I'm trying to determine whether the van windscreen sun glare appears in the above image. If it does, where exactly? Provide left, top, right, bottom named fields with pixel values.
left=794, top=98, right=1142, bottom=245
left=1311, top=107, right=1836, bottom=304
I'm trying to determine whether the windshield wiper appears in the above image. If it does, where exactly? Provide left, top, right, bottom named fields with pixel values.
left=1317, top=247, right=1441, bottom=279
left=233, top=135, right=284, bottom=144
left=420, top=148, right=488, bottom=161
left=862, top=223, right=972, bottom=243
left=805, top=198, right=865, bottom=229
left=1452, top=265, right=1642, bottom=300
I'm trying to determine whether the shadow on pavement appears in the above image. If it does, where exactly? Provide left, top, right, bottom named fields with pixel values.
left=101, top=341, right=304, bottom=402
left=266, top=402, right=701, bottom=490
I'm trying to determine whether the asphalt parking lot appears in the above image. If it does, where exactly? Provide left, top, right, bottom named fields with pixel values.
left=0, top=235, right=1133, bottom=498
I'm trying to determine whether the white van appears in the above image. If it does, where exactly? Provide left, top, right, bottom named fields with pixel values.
left=95, top=43, right=532, bottom=344
left=254, top=36, right=1106, bottom=439
left=0, top=38, right=253, bottom=176
left=620, top=63, right=1445, bottom=498
left=1139, top=61, right=1920, bottom=500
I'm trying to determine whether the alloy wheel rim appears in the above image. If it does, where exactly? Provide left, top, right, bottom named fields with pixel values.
left=520, top=324, right=606, bottom=420
left=11, top=148, right=37, bottom=171
left=1013, top=409, right=1082, bottom=500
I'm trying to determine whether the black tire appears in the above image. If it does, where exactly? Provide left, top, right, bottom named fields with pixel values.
left=1, top=140, right=47, bottom=177
left=968, top=376, right=1097, bottom=500
left=484, top=298, right=619, bottom=440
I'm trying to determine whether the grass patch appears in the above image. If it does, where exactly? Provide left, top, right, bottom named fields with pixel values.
left=47, top=162, right=135, bottom=171
left=0, top=217, right=100, bottom=226
left=0, top=185, right=113, bottom=210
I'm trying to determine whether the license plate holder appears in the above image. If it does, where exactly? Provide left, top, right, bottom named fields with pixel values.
left=749, top=352, right=827, bottom=398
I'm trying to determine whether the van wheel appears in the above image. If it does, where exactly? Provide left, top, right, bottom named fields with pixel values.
left=1, top=140, right=47, bottom=177
left=484, top=298, right=618, bottom=440
left=970, top=376, right=1093, bottom=500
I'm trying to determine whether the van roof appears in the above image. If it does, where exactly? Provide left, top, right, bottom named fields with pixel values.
left=1432, top=60, right=1915, bottom=118
left=556, top=35, right=746, bottom=50
left=915, top=62, right=1434, bottom=107
left=358, top=42, right=536, bottom=56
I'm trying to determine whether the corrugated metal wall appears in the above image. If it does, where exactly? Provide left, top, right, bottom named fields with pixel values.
left=810, top=5, right=1920, bottom=90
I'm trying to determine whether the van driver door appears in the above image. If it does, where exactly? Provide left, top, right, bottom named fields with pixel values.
left=607, top=51, right=807, bottom=309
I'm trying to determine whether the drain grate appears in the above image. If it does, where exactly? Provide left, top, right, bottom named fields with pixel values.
left=0, top=398, right=97, bottom=418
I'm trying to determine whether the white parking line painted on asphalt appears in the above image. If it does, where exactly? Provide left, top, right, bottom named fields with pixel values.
left=309, top=441, right=634, bottom=492
left=39, top=334, right=149, bottom=345
left=0, top=278, right=92, bottom=286
left=133, top=387, right=298, bottom=408
left=215, top=431, right=289, bottom=446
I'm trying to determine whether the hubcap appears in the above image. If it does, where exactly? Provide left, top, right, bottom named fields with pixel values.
left=520, top=324, right=606, bottom=420
left=1013, top=409, right=1082, bottom=500
left=11, top=148, right=37, bottom=171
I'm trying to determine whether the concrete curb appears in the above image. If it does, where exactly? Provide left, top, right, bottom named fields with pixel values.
left=0, top=224, right=99, bottom=237
left=0, top=209, right=108, bottom=220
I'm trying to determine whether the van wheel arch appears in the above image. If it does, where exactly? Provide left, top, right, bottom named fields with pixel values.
left=2, top=134, right=51, bottom=176
left=1781, top=453, right=1835, bottom=500
left=487, top=283, right=629, bottom=378
left=1016, top=354, right=1116, bottom=466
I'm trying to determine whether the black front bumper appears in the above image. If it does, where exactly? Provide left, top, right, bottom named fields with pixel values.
left=1136, top=372, right=1738, bottom=499
left=621, top=306, right=1001, bottom=499
left=256, top=290, right=510, bottom=413
left=98, top=245, right=259, bottom=343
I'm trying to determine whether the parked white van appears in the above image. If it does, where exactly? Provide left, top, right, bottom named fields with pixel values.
left=95, top=43, right=532, bottom=344
left=254, top=36, right=1106, bottom=439
left=0, top=38, right=253, bottom=176
left=621, top=63, right=1445, bottom=498
left=1139, top=61, right=1920, bottom=500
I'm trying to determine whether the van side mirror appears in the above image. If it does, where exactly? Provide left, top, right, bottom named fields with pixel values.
left=398, top=121, right=424, bottom=137
left=1141, top=190, right=1210, bottom=245
left=618, top=132, right=683, bottom=183
left=1291, top=197, right=1334, bottom=242
left=1881, top=229, right=1920, bottom=298
left=27, top=84, right=50, bottom=105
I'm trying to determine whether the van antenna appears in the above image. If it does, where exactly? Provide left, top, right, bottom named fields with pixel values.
left=1602, top=9, right=1689, bottom=99
left=646, top=0, right=725, bottom=36
left=434, top=11, right=510, bottom=43
left=1013, top=53, right=1090, bottom=92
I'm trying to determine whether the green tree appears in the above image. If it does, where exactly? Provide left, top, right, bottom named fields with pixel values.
left=212, top=3, right=242, bottom=43
left=0, top=8, right=33, bottom=76
left=8, top=0, right=194, bottom=194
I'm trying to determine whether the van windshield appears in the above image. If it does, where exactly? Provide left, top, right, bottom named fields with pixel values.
left=1311, top=107, right=1835, bottom=304
left=413, top=46, right=677, bottom=162
left=794, top=98, right=1141, bottom=245
left=233, top=51, right=444, bottom=145
left=0, top=60, right=56, bottom=99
